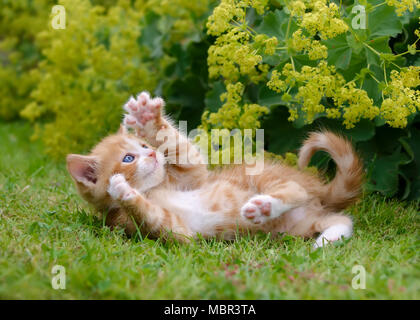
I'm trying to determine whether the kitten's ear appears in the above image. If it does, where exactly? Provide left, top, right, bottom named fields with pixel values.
left=66, top=154, right=98, bottom=186
left=118, top=124, right=128, bottom=135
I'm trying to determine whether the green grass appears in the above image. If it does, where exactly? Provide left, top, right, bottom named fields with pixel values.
left=0, top=121, right=419, bottom=299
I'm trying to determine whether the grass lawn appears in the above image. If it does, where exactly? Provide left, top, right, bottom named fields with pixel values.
left=0, top=121, right=418, bottom=299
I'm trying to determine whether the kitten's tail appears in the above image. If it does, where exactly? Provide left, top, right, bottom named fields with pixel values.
left=298, top=131, right=364, bottom=210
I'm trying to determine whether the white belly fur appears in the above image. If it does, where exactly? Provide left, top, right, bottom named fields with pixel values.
left=162, top=190, right=227, bottom=235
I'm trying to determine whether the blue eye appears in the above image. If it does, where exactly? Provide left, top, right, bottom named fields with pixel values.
left=123, top=154, right=135, bottom=163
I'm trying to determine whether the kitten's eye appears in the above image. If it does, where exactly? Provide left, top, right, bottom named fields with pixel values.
left=142, top=144, right=149, bottom=149
left=122, top=154, right=135, bottom=163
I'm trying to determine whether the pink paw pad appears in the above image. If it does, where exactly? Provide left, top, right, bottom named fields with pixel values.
left=251, top=199, right=271, bottom=216
left=124, top=115, right=137, bottom=126
left=123, top=92, right=165, bottom=128
left=243, top=207, right=256, bottom=219
left=240, top=195, right=276, bottom=225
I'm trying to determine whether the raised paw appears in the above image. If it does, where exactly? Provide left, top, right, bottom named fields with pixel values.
left=123, top=91, right=164, bottom=131
left=240, top=195, right=292, bottom=225
left=108, top=174, right=138, bottom=201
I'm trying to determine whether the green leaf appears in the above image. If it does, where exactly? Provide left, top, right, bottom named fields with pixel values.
left=324, top=33, right=352, bottom=70
left=256, top=9, right=297, bottom=43
left=364, top=36, right=391, bottom=66
left=205, top=81, right=225, bottom=113
left=292, top=54, right=318, bottom=69
left=398, top=170, right=411, bottom=200
left=262, top=51, right=289, bottom=66
left=138, top=12, right=166, bottom=58
left=346, top=33, right=364, bottom=55
left=361, top=65, right=383, bottom=103
left=262, top=106, right=306, bottom=154
left=368, top=4, right=403, bottom=38
left=163, top=74, right=207, bottom=129
left=407, top=177, right=420, bottom=201
left=341, top=51, right=367, bottom=81
left=405, top=125, right=420, bottom=200
left=366, top=151, right=402, bottom=196
left=343, top=119, right=376, bottom=142
left=258, top=85, right=286, bottom=107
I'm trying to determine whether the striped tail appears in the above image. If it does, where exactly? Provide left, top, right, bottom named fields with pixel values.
left=298, top=131, right=364, bottom=211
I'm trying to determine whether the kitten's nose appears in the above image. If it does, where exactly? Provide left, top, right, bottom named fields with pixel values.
left=148, top=150, right=156, bottom=159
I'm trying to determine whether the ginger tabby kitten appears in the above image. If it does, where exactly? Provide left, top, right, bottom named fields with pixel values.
left=67, top=92, right=363, bottom=248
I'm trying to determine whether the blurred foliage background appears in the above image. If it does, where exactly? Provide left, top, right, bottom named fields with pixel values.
left=0, top=0, right=419, bottom=200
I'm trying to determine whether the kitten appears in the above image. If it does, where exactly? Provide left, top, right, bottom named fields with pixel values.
left=67, top=92, right=363, bottom=248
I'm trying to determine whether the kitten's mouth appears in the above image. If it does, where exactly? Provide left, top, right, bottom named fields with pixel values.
left=152, top=158, right=158, bottom=169
left=147, top=158, right=159, bottom=171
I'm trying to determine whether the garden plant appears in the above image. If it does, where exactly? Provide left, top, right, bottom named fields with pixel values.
left=0, top=0, right=418, bottom=300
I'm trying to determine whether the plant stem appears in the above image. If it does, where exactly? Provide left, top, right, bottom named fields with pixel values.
left=285, top=15, right=292, bottom=41
left=370, top=2, right=386, bottom=11
left=389, top=61, right=402, bottom=70
left=290, top=56, right=296, bottom=71
left=383, top=63, right=388, bottom=85
left=395, top=49, right=420, bottom=57
left=363, top=42, right=381, bottom=56
left=369, top=72, right=381, bottom=84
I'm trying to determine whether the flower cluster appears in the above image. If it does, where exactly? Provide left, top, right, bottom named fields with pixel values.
left=205, top=0, right=271, bottom=138
left=206, top=1, right=270, bottom=83
left=334, top=84, right=380, bottom=129
left=201, top=83, right=268, bottom=130
left=199, top=82, right=268, bottom=166
left=386, top=0, right=420, bottom=16
left=289, top=0, right=307, bottom=16
left=21, top=0, right=157, bottom=157
left=293, top=0, right=348, bottom=39
left=207, top=0, right=268, bottom=35
left=3, top=0, right=418, bottom=162
left=380, top=66, right=420, bottom=128
left=0, top=0, right=53, bottom=120
left=208, top=28, right=266, bottom=82
left=268, top=61, right=380, bottom=128
left=205, top=0, right=352, bottom=136
left=289, top=30, right=328, bottom=60
left=255, top=34, right=279, bottom=55
left=148, top=0, right=214, bottom=42
left=8, top=0, right=214, bottom=157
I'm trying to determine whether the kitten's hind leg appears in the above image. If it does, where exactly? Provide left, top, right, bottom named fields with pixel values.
left=313, top=214, right=353, bottom=248
left=241, top=181, right=309, bottom=224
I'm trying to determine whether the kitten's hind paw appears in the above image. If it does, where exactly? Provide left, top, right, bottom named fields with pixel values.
left=108, top=174, right=138, bottom=201
left=123, top=91, right=164, bottom=131
left=240, top=195, right=292, bottom=224
left=313, top=224, right=352, bottom=249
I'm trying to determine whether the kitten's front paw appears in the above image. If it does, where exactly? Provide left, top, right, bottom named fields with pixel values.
left=123, top=91, right=164, bottom=133
left=241, top=195, right=292, bottom=224
left=108, top=174, right=138, bottom=201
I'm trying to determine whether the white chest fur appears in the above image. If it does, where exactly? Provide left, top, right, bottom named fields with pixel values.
left=157, top=189, right=226, bottom=235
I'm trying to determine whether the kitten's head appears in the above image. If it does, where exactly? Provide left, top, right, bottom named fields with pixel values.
left=66, top=126, right=166, bottom=209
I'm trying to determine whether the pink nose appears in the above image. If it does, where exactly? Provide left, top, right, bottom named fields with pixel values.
left=148, top=150, right=156, bottom=159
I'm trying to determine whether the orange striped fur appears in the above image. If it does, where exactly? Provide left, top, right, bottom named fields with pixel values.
left=67, top=92, right=364, bottom=247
